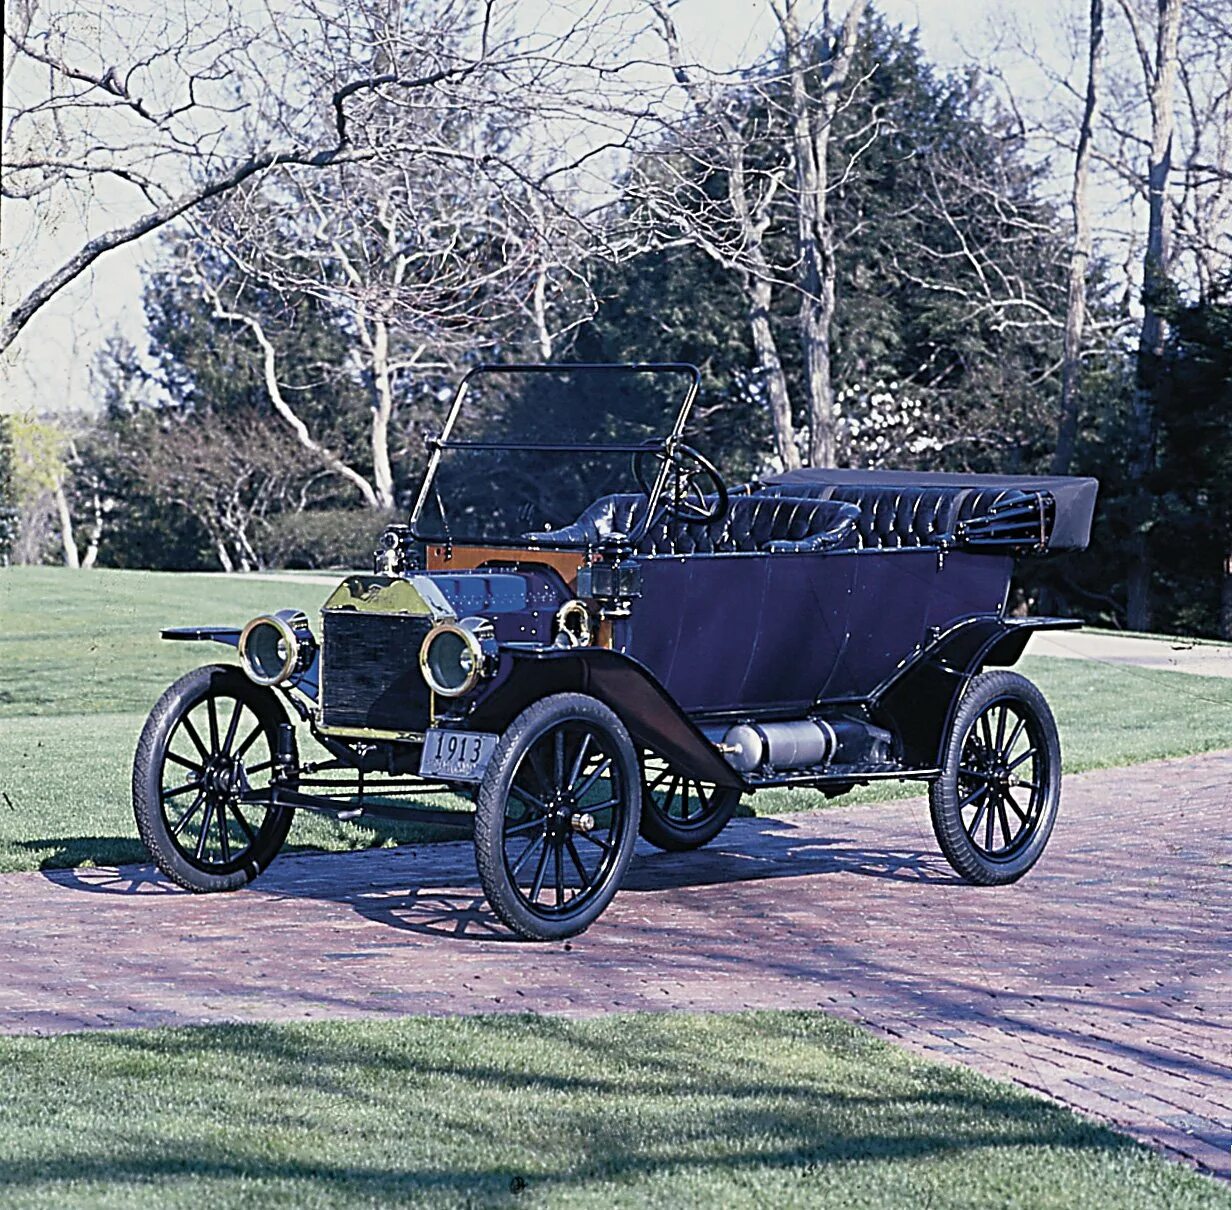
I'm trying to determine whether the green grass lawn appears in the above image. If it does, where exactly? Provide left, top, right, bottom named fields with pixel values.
left=2, top=565, right=1231, bottom=873
left=0, top=566, right=329, bottom=717
left=0, top=1012, right=1221, bottom=1209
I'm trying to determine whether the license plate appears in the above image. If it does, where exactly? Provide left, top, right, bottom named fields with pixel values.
left=420, top=730, right=499, bottom=782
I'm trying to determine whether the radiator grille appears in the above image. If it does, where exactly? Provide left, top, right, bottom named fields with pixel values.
left=321, top=611, right=433, bottom=734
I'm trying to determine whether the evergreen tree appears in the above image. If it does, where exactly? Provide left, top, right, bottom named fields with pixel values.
left=591, top=12, right=1074, bottom=475
left=1155, top=291, right=1232, bottom=638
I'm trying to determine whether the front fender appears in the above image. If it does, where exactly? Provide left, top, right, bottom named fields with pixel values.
left=872, top=615, right=1079, bottom=769
left=160, top=622, right=319, bottom=708
left=160, top=625, right=242, bottom=648
left=467, top=648, right=745, bottom=790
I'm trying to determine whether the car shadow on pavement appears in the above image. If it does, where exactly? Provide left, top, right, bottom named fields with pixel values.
left=38, top=814, right=959, bottom=944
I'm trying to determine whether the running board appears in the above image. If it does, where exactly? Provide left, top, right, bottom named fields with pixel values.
left=741, top=762, right=937, bottom=789
left=239, top=784, right=475, bottom=832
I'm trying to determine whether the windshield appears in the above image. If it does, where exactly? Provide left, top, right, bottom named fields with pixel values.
left=410, top=364, right=700, bottom=547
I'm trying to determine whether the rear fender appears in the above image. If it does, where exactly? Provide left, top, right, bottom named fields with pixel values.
left=873, top=616, right=1079, bottom=769
left=467, top=648, right=745, bottom=790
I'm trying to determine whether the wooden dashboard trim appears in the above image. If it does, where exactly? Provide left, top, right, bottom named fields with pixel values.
left=425, top=544, right=587, bottom=589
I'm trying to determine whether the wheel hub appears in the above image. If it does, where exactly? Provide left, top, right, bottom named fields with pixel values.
left=543, top=794, right=576, bottom=842
left=202, top=756, right=244, bottom=799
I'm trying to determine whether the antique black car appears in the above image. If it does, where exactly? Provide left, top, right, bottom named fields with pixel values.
left=133, top=364, right=1098, bottom=940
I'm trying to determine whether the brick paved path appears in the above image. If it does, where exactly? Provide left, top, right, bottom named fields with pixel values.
left=3, top=752, right=1229, bottom=1179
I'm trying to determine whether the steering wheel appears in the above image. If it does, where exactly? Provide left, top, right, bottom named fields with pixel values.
left=632, top=442, right=729, bottom=525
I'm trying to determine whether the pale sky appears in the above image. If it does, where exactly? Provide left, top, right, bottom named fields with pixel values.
left=0, top=0, right=1066, bottom=418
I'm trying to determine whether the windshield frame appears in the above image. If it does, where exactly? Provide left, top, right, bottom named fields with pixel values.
left=407, top=362, right=703, bottom=549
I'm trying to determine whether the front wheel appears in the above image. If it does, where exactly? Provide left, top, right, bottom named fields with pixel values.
left=474, top=694, right=641, bottom=940
left=930, top=670, right=1061, bottom=885
left=132, top=664, right=295, bottom=892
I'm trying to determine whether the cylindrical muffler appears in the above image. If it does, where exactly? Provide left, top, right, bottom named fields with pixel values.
left=721, top=719, right=836, bottom=772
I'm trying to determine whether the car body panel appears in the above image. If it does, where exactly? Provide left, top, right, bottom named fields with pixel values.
left=619, top=547, right=1012, bottom=716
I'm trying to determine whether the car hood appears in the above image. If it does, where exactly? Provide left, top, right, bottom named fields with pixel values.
left=321, top=572, right=530, bottom=622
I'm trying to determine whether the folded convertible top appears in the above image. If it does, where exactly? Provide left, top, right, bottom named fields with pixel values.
left=759, top=468, right=1100, bottom=553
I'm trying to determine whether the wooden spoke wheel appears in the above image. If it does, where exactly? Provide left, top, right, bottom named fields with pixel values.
left=474, top=694, right=641, bottom=940
left=930, top=671, right=1061, bottom=885
left=639, top=752, right=741, bottom=851
left=133, top=664, right=295, bottom=892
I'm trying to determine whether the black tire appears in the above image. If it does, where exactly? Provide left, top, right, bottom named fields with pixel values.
left=133, top=664, right=295, bottom=892
left=930, top=670, right=1061, bottom=885
left=639, top=752, right=741, bottom=851
left=474, top=693, right=641, bottom=941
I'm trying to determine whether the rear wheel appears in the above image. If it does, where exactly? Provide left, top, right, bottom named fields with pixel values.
left=639, top=752, right=741, bottom=851
left=930, top=671, right=1061, bottom=885
left=474, top=694, right=641, bottom=941
left=133, top=664, right=295, bottom=892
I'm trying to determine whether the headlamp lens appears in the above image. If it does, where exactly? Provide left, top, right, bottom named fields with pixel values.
left=420, top=622, right=488, bottom=697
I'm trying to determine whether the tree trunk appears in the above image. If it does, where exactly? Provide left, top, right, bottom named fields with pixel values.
left=1124, top=0, right=1183, bottom=632
left=785, top=23, right=835, bottom=468
left=370, top=317, right=397, bottom=511
left=779, top=0, right=866, bottom=469
left=52, top=480, right=79, bottom=568
left=748, top=276, right=800, bottom=470
left=532, top=259, right=554, bottom=360
left=214, top=538, right=235, bottom=573
left=1053, top=0, right=1104, bottom=476
left=800, top=240, right=838, bottom=468
left=80, top=490, right=104, bottom=569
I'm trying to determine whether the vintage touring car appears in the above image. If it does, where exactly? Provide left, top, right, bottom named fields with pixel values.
left=133, top=364, right=1098, bottom=939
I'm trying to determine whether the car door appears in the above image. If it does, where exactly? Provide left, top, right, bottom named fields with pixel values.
left=625, top=551, right=855, bottom=716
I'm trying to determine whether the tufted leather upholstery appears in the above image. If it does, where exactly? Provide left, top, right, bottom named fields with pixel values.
left=757, top=482, right=1034, bottom=550
left=528, top=494, right=860, bottom=554
left=533, top=494, right=648, bottom=548
left=650, top=495, right=860, bottom=554
left=825, top=486, right=960, bottom=549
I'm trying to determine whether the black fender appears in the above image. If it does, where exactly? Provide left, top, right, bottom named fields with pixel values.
left=466, top=647, right=745, bottom=790
left=161, top=626, right=242, bottom=647
left=160, top=624, right=319, bottom=712
left=871, top=615, right=1079, bottom=770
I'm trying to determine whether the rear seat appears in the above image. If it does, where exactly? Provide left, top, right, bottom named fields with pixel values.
left=825, top=486, right=960, bottom=549
left=528, top=494, right=860, bottom=554
left=758, top=482, right=1027, bottom=550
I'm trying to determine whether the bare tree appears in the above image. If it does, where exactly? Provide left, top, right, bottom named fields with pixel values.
left=132, top=409, right=318, bottom=571
left=193, top=268, right=387, bottom=509
left=1, top=0, right=629, bottom=356
left=639, top=0, right=799, bottom=468
left=1053, top=0, right=1105, bottom=476
left=1154, top=0, right=1232, bottom=301
left=981, top=0, right=1229, bottom=623
left=177, top=2, right=606, bottom=509
left=772, top=0, right=867, bottom=467
left=636, top=0, right=870, bottom=470
left=1119, top=0, right=1184, bottom=631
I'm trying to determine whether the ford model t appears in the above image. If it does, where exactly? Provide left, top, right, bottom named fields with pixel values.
left=133, top=364, right=1098, bottom=940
